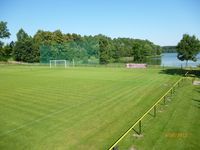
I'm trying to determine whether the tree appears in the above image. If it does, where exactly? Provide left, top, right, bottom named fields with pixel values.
left=98, top=35, right=111, bottom=64
left=16, top=28, right=29, bottom=41
left=11, top=27, right=164, bottom=64
left=0, top=21, right=11, bottom=61
left=177, top=34, right=200, bottom=66
left=0, top=21, right=10, bottom=39
left=14, top=29, right=38, bottom=62
left=0, top=42, right=14, bottom=61
left=52, top=30, right=64, bottom=43
left=13, top=37, right=37, bottom=62
left=162, top=46, right=177, bottom=53
left=0, top=44, right=12, bottom=61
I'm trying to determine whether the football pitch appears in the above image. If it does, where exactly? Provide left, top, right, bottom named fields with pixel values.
left=0, top=65, right=182, bottom=149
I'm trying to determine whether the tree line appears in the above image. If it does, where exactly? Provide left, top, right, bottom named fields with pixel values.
left=1, top=21, right=200, bottom=65
left=0, top=21, right=162, bottom=64
left=162, top=46, right=177, bottom=53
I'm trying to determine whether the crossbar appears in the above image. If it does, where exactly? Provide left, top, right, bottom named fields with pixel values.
left=50, top=60, right=67, bottom=68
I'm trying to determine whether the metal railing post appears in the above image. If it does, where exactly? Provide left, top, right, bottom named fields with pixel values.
left=164, top=96, right=166, bottom=105
left=139, top=120, right=142, bottom=134
left=154, top=105, right=157, bottom=117
left=108, top=77, right=185, bottom=150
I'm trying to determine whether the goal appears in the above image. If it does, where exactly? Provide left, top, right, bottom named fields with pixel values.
left=50, top=60, right=67, bottom=68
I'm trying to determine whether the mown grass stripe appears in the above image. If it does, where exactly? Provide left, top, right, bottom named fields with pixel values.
left=0, top=66, right=181, bottom=149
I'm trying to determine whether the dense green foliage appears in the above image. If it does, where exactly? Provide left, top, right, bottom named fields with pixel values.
left=0, top=21, right=11, bottom=61
left=0, top=42, right=13, bottom=61
left=98, top=36, right=162, bottom=64
left=40, top=35, right=99, bottom=64
left=4, top=20, right=200, bottom=66
left=13, top=29, right=38, bottom=62
left=177, top=34, right=200, bottom=66
left=0, top=65, right=180, bottom=149
left=162, top=46, right=177, bottom=53
left=31, top=30, right=163, bottom=64
left=0, top=21, right=162, bottom=63
left=0, top=21, right=10, bottom=39
left=99, top=35, right=111, bottom=64
left=13, top=37, right=38, bottom=63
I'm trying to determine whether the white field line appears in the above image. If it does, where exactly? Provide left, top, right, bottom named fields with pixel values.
left=0, top=81, right=127, bottom=137
left=0, top=100, right=88, bottom=137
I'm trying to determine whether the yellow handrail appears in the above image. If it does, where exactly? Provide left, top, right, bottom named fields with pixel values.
left=108, top=76, right=185, bottom=150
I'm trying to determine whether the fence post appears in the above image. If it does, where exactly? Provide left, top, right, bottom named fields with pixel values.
left=139, top=120, right=142, bottom=134
left=154, top=106, right=157, bottom=117
left=164, top=96, right=166, bottom=105
left=112, top=146, right=118, bottom=150
left=108, top=77, right=184, bottom=150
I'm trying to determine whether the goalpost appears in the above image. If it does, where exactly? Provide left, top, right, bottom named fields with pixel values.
left=50, top=60, right=67, bottom=68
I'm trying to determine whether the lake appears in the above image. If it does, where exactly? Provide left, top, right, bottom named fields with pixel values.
left=145, top=53, right=200, bottom=67
left=161, top=53, right=200, bottom=67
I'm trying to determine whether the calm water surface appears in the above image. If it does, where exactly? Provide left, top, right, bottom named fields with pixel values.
left=161, top=53, right=200, bottom=67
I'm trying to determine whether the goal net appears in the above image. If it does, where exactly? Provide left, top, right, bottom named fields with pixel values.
left=39, top=39, right=100, bottom=66
left=50, top=60, right=67, bottom=68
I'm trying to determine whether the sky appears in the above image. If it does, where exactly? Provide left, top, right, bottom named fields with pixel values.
left=0, top=0, right=200, bottom=46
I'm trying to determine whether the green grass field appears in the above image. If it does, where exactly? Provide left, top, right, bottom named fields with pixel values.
left=118, top=79, right=200, bottom=150
left=0, top=65, right=196, bottom=149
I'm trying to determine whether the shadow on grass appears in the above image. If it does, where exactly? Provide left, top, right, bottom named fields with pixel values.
left=160, top=68, right=200, bottom=77
left=147, top=112, right=155, bottom=117
left=192, top=99, right=200, bottom=109
left=159, top=68, right=187, bottom=76
left=188, top=69, right=200, bottom=77
left=195, top=87, right=200, bottom=93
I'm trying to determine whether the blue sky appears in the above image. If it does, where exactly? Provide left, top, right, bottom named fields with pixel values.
left=1, top=0, right=200, bottom=46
